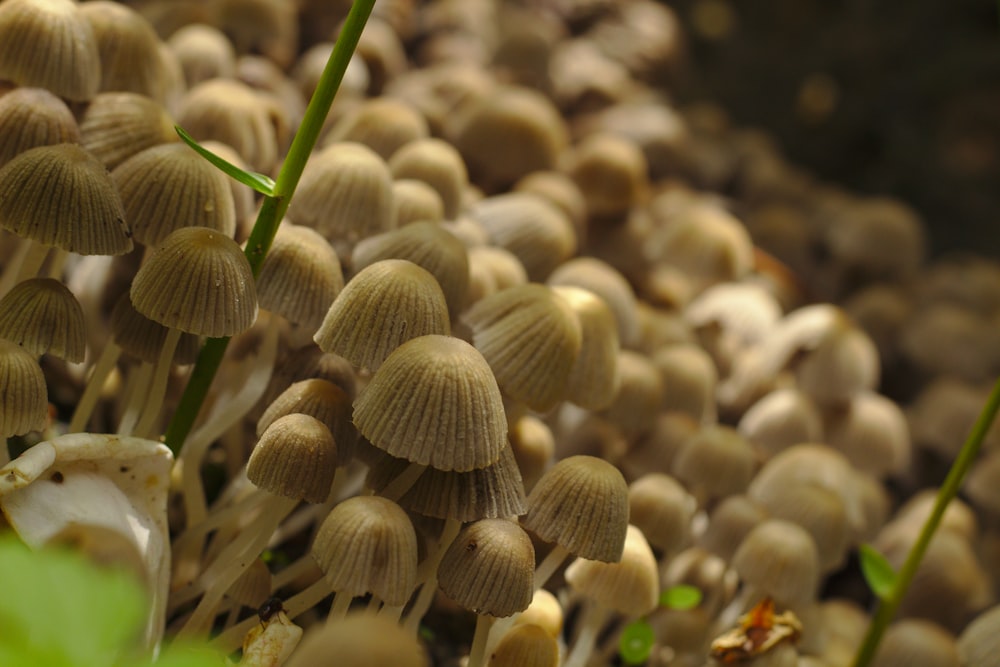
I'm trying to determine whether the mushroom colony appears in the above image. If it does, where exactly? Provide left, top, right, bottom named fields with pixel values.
left=0, top=0, right=998, bottom=666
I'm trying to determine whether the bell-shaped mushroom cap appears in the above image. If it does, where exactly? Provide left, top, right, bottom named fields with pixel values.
left=565, top=132, right=649, bottom=221
left=628, top=473, right=695, bottom=556
left=738, top=388, right=823, bottom=459
left=731, top=519, right=820, bottom=609
left=354, top=334, right=507, bottom=472
left=516, top=588, right=564, bottom=639
left=470, top=193, right=577, bottom=282
left=351, top=222, right=469, bottom=319
left=548, top=256, right=640, bottom=347
left=488, top=623, right=560, bottom=667
left=365, top=444, right=526, bottom=521
left=0, top=339, right=48, bottom=438
left=257, top=378, right=356, bottom=465
left=130, top=226, right=257, bottom=337
left=286, top=613, right=428, bottom=667
left=550, top=286, right=620, bottom=411
left=247, top=413, right=338, bottom=504
left=796, top=322, right=880, bottom=407
left=0, top=88, right=80, bottom=168
left=438, top=518, right=535, bottom=617
left=671, top=425, right=756, bottom=505
left=463, top=284, right=582, bottom=412
left=112, top=142, right=237, bottom=247
left=388, top=137, right=468, bottom=220
left=256, top=223, right=344, bottom=332
left=697, top=494, right=767, bottom=563
left=287, top=141, right=393, bottom=246
left=165, top=24, right=236, bottom=87
left=311, top=496, right=418, bottom=606
left=523, top=455, right=629, bottom=562
left=0, top=278, right=85, bottom=362
left=514, top=171, right=588, bottom=244
left=226, top=558, right=272, bottom=609
left=755, top=482, right=850, bottom=574
left=958, top=604, right=1000, bottom=667
left=652, top=343, right=718, bottom=424
left=565, top=525, right=659, bottom=617
left=0, top=0, right=100, bottom=101
left=599, top=350, right=665, bottom=438
left=874, top=619, right=959, bottom=667
left=0, top=143, right=132, bottom=255
left=79, top=1, right=170, bottom=102
left=826, top=390, right=911, bottom=479
left=391, top=179, right=445, bottom=227
left=325, top=97, right=429, bottom=161
left=314, top=259, right=450, bottom=371
left=79, top=92, right=178, bottom=171
left=109, top=293, right=200, bottom=365
left=508, top=415, right=555, bottom=494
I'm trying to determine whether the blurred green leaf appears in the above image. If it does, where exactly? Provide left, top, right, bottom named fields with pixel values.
left=859, top=543, right=897, bottom=600
left=175, top=126, right=276, bottom=196
left=659, top=584, right=702, bottom=610
left=619, top=619, right=655, bottom=666
left=144, top=643, right=225, bottom=667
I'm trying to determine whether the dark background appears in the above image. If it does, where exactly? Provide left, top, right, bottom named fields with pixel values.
left=670, top=0, right=1000, bottom=258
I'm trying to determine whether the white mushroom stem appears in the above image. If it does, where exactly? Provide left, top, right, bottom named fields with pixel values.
left=134, top=328, right=183, bottom=438
left=563, top=601, right=612, bottom=667
left=402, top=517, right=463, bottom=635
left=0, top=240, right=48, bottom=298
left=326, top=591, right=354, bottom=625
left=45, top=247, right=68, bottom=280
left=468, top=615, right=496, bottom=667
left=178, top=495, right=299, bottom=638
left=69, top=342, right=122, bottom=433
left=117, top=361, right=154, bottom=435
left=377, top=461, right=427, bottom=502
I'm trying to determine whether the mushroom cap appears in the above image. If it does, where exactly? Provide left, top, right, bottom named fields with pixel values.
left=627, top=473, right=695, bottom=556
left=565, top=524, right=659, bottom=617
left=671, top=425, right=756, bottom=505
left=311, top=495, right=418, bottom=606
left=0, top=143, right=132, bottom=255
left=550, top=285, right=621, bottom=411
left=958, top=605, right=1000, bottom=667
left=0, top=278, right=86, bottom=362
left=738, top=388, right=823, bottom=459
left=165, top=23, right=236, bottom=87
left=325, top=97, right=429, bottom=161
left=548, top=256, right=640, bottom=347
left=874, top=619, right=959, bottom=667
left=391, top=179, right=445, bottom=227
left=599, top=350, right=664, bottom=438
left=522, top=455, right=629, bottom=562
left=0, top=339, right=48, bottom=438
left=109, top=293, right=201, bottom=365
left=130, top=226, right=257, bottom=337
left=0, top=87, right=80, bottom=168
left=79, top=1, right=170, bottom=102
left=0, top=0, right=100, bottom=101
left=731, top=519, right=820, bottom=609
left=438, top=518, right=535, bottom=617
left=257, top=378, right=356, bottom=466
left=696, top=494, right=767, bottom=563
left=353, top=334, right=507, bottom=472
left=248, top=413, right=338, bottom=504
left=79, top=92, right=178, bottom=170
left=564, top=132, right=649, bottom=221
left=487, top=623, right=560, bottom=667
left=285, top=614, right=428, bottom=667
left=388, top=137, right=468, bottom=220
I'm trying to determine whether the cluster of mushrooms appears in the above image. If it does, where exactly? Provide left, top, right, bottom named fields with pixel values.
left=1, top=0, right=999, bottom=666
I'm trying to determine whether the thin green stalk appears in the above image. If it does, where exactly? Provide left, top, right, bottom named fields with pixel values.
left=163, top=0, right=376, bottom=456
left=852, top=376, right=1000, bottom=667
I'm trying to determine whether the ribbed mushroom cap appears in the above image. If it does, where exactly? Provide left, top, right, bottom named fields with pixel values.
left=226, top=558, right=272, bottom=609
left=388, top=137, right=469, bottom=220
left=465, top=245, right=529, bottom=303
left=257, top=223, right=343, bottom=332
left=130, top=226, right=257, bottom=337
left=697, top=494, right=767, bottom=563
left=314, top=259, right=450, bottom=371
left=287, top=141, right=394, bottom=247
left=738, top=388, right=823, bottom=459
left=0, top=88, right=79, bottom=168
left=391, top=179, right=445, bottom=227
left=547, top=256, right=640, bottom=347
left=286, top=613, right=428, bottom=667
left=109, top=293, right=200, bottom=365
left=325, top=97, right=429, bottom=161
left=79, top=1, right=169, bottom=102
left=463, top=283, right=582, bottom=412
left=550, top=286, right=620, bottom=411
left=756, top=482, right=850, bottom=574
left=514, top=171, right=587, bottom=244
left=652, top=344, right=718, bottom=423
left=671, top=425, right=757, bottom=505
left=522, top=455, right=629, bottom=562
left=353, top=334, right=507, bottom=472
left=248, top=413, right=338, bottom=504
left=351, top=222, right=470, bottom=319
left=958, top=605, right=1000, bottom=667
left=0, top=143, right=132, bottom=255
left=79, top=92, right=178, bottom=170
left=0, top=0, right=100, bottom=101
left=826, top=390, right=911, bottom=479
left=311, top=495, right=418, bottom=606
left=508, top=415, right=555, bottom=493
left=620, top=413, right=698, bottom=482
left=365, top=444, right=526, bottom=521
left=0, top=278, right=85, bottom=362
left=0, top=339, right=47, bottom=438
left=565, top=524, right=659, bottom=617
left=731, top=519, right=820, bottom=609
left=565, top=132, right=649, bottom=221
left=470, top=193, right=576, bottom=282
left=600, top=350, right=664, bottom=438
left=488, top=623, right=559, bottom=667
left=166, top=24, right=236, bottom=87
left=628, top=473, right=695, bottom=556
left=257, top=378, right=357, bottom=466
left=438, top=518, right=535, bottom=617
left=113, top=142, right=236, bottom=247
left=516, top=588, right=564, bottom=639
left=874, top=620, right=959, bottom=667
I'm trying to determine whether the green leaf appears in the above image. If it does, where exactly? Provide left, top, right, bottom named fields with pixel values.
left=175, top=126, right=276, bottom=196
left=659, top=584, right=703, bottom=610
left=143, top=642, right=224, bottom=667
left=619, top=619, right=655, bottom=666
left=859, top=543, right=897, bottom=600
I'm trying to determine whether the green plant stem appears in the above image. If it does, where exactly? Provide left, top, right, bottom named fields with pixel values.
left=163, top=0, right=376, bottom=456
left=852, top=375, right=1000, bottom=667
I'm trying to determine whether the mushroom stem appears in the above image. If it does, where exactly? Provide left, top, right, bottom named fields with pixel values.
left=402, top=517, right=463, bottom=635
left=326, top=591, right=354, bottom=625
left=45, top=247, right=68, bottom=280
left=377, top=602, right=405, bottom=622
left=377, top=461, right=427, bottom=502
left=533, top=543, right=571, bottom=589
left=0, top=240, right=48, bottom=298
left=468, top=614, right=495, bottom=667
left=134, top=327, right=183, bottom=438
left=563, top=601, right=611, bottom=667
left=117, top=361, right=154, bottom=435
left=69, top=342, right=122, bottom=433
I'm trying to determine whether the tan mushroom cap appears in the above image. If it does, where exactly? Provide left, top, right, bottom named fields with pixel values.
left=353, top=334, right=507, bottom=472
left=671, top=425, right=756, bottom=505
left=226, top=558, right=272, bottom=609
left=248, top=413, right=338, bottom=504
left=79, top=92, right=178, bottom=170
left=0, top=0, right=100, bottom=102
left=325, top=97, right=429, bottom=161
left=286, top=613, right=428, bottom=667
left=488, top=623, right=560, bottom=667
left=314, top=259, right=450, bottom=371
left=438, top=518, right=535, bottom=617
left=0, top=143, right=132, bottom=256
left=109, top=293, right=200, bottom=365
left=311, top=495, right=418, bottom=606
left=388, top=137, right=468, bottom=220
left=697, top=493, right=767, bottom=563
left=130, top=226, right=257, bottom=338
left=0, top=278, right=86, bottom=362
left=565, top=524, right=659, bottom=617
left=731, top=519, right=820, bottom=609
left=80, top=1, right=170, bottom=102
left=628, top=473, right=695, bottom=556
left=874, top=619, right=960, bottom=667
left=0, top=339, right=48, bottom=438
left=391, top=179, right=445, bottom=227
left=165, top=24, right=236, bottom=87
left=549, top=285, right=620, bottom=411
left=0, top=88, right=80, bottom=168
left=257, top=378, right=356, bottom=466
left=565, top=132, right=649, bottom=221
left=522, top=455, right=629, bottom=562
left=463, top=283, right=582, bottom=412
